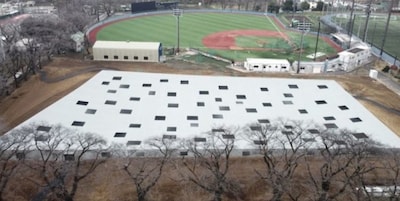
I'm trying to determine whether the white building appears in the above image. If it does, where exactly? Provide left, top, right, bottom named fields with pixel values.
left=338, top=46, right=371, bottom=71
left=244, top=58, right=291, bottom=72
left=92, top=41, right=162, bottom=62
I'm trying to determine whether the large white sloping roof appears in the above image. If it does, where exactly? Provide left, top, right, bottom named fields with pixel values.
left=10, top=71, right=400, bottom=148
left=93, top=40, right=160, bottom=50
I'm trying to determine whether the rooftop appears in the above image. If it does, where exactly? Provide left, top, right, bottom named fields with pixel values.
left=10, top=71, right=400, bottom=148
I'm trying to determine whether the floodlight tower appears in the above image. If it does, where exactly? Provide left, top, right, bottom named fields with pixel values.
left=173, top=8, right=183, bottom=54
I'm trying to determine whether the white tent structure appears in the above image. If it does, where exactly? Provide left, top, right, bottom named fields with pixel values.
left=8, top=71, right=400, bottom=150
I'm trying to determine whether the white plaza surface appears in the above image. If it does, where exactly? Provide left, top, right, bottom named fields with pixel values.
left=12, top=71, right=400, bottom=148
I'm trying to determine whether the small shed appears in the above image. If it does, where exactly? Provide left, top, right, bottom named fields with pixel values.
left=244, top=58, right=290, bottom=72
left=70, top=31, right=84, bottom=52
left=92, top=41, right=162, bottom=62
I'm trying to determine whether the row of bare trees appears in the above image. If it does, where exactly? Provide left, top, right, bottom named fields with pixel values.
left=1, top=120, right=400, bottom=201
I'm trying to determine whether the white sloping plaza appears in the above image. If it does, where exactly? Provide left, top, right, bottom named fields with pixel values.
left=11, top=70, right=400, bottom=148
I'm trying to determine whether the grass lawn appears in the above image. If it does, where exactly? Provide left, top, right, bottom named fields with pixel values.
left=97, top=12, right=337, bottom=61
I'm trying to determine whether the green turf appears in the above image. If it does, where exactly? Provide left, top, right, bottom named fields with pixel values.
left=97, top=13, right=277, bottom=48
left=333, top=14, right=400, bottom=58
left=97, top=12, right=337, bottom=61
left=235, top=36, right=292, bottom=49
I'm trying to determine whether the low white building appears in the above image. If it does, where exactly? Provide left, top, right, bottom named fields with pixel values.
left=92, top=40, right=162, bottom=62
left=338, top=45, right=371, bottom=71
left=244, top=58, right=290, bottom=72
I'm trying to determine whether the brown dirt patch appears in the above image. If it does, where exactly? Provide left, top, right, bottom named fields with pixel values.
left=202, top=30, right=287, bottom=50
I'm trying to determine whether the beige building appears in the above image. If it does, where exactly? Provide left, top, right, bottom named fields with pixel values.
left=92, top=41, right=162, bottom=62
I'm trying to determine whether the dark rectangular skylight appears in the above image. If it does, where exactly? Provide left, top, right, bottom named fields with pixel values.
left=142, top=83, right=152, bottom=87
left=323, top=116, right=336, bottom=120
left=218, top=85, right=228, bottom=90
left=112, top=76, right=122, bottom=80
left=199, top=91, right=209, bottom=95
left=187, top=116, right=198, bottom=120
left=246, top=108, right=257, bottom=113
left=283, top=100, right=293, bottom=105
left=127, top=140, right=141, bottom=145
left=168, top=103, right=179, bottom=108
left=315, top=100, right=327, bottom=104
left=180, top=80, right=189, bottom=84
left=107, top=89, right=117, bottom=93
left=236, top=95, right=246, bottom=99
left=114, top=132, right=126, bottom=137
left=37, top=126, right=52, bottom=132
left=222, top=134, right=235, bottom=139
left=197, top=102, right=205, bottom=107
left=76, top=100, right=88, bottom=106
left=85, top=109, right=97, bottom=114
left=254, top=140, right=266, bottom=145
left=219, top=106, right=230, bottom=111
left=155, top=116, right=166, bottom=120
left=288, top=84, right=299, bottom=89
left=260, top=87, right=269, bottom=91
left=258, top=119, right=270, bottom=124
left=163, top=134, right=177, bottom=139
left=215, top=97, right=222, bottom=102
left=130, top=97, right=140, bottom=101
left=71, top=121, right=85, bottom=126
left=167, top=127, right=177, bottom=132
left=350, top=117, right=362, bottom=122
left=284, top=93, right=293, bottom=98
left=324, top=123, right=338, bottom=129
left=102, top=81, right=110, bottom=85
left=298, top=109, right=308, bottom=114
left=119, top=84, right=130, bottom=89
left=339, top=105, right=349, bottom=110
left=160, top=79, right=168, bottom=83
left=129, top=123, right=141, bottom=128
left=194, top=137, right=206, bottom=142
left=352, top=132, right=369, bottom=139
left=262, top=102, right=272, bottom=107
left=148, top=91, right=156, bottom=95
left=318, top=85, right=328, bottom=89
left=308, top=129, right=320, bottom=134
left=167, top=92, right=177, bottom=97
left=120, top=109, right=132, bottom=114
left=105, top=100, right=117, bottom=105
left=212, top=114, right=223, bottom=119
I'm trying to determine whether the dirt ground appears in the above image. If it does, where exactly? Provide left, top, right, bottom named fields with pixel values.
left=1, top=56, right=400, bottom=137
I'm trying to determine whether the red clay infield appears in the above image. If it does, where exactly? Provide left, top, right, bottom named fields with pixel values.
left=202, top=30, right=287, bottom=49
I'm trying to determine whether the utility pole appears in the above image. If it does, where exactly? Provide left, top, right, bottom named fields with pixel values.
left=173, top=8, right=183, bottom=54
left=380, top=0, right=394, bottom=56
left=313, top=17, right=321, bottom=61
left=348, top=14, right=356, bottom=49
left=347, top=0, right=355, bottom=36
left=361, top=0, right=373, bottom=42
left=297, top=18, right=306, bottom=73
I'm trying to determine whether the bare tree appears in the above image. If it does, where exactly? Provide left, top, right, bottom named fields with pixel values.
left=17, top=123, right=109, bottom=201
left=121, top=136, right=178, bottom=201
left=379, top=149, right=400, bottom=201
left=304, top=128, right=379, bottom=201
left=0, top=129, right=31, bottom=201
left=178, top=127, right=240, bottom=201
left=242, top=119, right=312, bottom=201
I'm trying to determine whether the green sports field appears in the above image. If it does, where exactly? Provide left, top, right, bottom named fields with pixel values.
left=96, top=13, right=337, bottom=61
left=333, top=14, right=400, bottom=58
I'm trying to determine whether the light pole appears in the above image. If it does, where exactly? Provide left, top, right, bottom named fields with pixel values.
left=313, top=18, right=321, bottom=61
left=297, top=29, right=306, bottom=73
left=380, top=0, right=394, bottom=56
left=173, top=9, right=182, bottom=54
